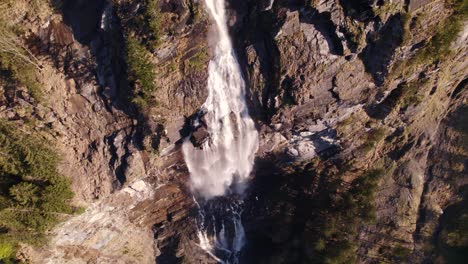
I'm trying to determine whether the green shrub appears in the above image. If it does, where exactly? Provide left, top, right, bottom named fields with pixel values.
left=391, top=245, right=412, bottom=260
left=125, top=37, right=156, bottom=108
left=389, top=0, right=467, bottom=79
left=444, top=213, right=468, bottom=247
left=346, top=169, right=383, bottom=222
left=188, top=1, right=202, bottom=24
left=0, top=119, right=73, bottom=260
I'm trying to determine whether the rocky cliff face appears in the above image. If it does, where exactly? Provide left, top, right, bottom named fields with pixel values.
left=2, top=0, right=466, bottom=263
left=234, top=0, right=467, bottom=263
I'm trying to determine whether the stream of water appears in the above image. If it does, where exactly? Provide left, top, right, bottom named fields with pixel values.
left=181, top=0, right=259, bottom=262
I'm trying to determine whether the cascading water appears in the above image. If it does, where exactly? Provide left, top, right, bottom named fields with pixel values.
left=181, top=0, right=259, bottom=262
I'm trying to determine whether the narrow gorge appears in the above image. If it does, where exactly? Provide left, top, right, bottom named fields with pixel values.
left=0, top=0, right=467, bottom=264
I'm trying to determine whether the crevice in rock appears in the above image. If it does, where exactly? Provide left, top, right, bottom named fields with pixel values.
left=61, top=0, right=107, bottom=45
left=338, top=0, right=375, bottom=22
left=105, top=127, right=134, bottom=186
left=82, top=140, right=99, bottom=162
left=328, top=88, right=340, bottom=102
left=451, top=77, right=467, bottom=99
left=115, top=129, right=133, bottom=185
left=154, top=231, right=183, bottom=264
left=329, top=76, right=341, bottom=102
left=359, top=14, right=404, bottom=86
left=389, top=140, right=415, bottom=160
left=281, top=75, right=296, bottom=105
left=366, top=82, right=404, bottom=119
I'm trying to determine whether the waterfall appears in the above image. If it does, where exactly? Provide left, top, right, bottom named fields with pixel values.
left=182, top=0, right=259, bottom=262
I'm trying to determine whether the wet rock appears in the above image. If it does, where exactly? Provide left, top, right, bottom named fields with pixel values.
left=260, top=0, right=275, bottom=11
left=190, top=124, right=209, bottom=148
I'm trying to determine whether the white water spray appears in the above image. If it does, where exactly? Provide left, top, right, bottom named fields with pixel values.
left=182, top=0, right=258, bottom=200
left=182, top=0, right=259, bottom=262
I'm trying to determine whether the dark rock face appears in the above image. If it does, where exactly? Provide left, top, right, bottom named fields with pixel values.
left=360, top=14, right=404, bottom=85
left=189, top=114, right=210, bottom=148
left=62, top=0, right=108, bottom=44
left=338, top=0, right=376, bottom=22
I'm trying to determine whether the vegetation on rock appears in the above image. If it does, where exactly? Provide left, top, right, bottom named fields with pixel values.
left=436, top=191, right=468, bottom=263
left=143, top=0, right=162, bottom=50
left=314, top=169, right=384, bottom=264
left=415, top=0, right=468, bottom=63
left=125, top=37, right=157, bottom=109
left=185, top=49, right=209, bottom=72
left=0, top=18, right=42, bottom=101
left=0, top=120, right=73, bottom=262
left=360, top=127, right=386, bottom=154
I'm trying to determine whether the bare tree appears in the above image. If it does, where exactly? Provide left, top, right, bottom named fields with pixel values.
left=0, top=28, right=42, bottom=70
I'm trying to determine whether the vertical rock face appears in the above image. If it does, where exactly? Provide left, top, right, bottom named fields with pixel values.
left=228, top=0, right=468, bottom=263
left=4, top=0, right=466, bottom=263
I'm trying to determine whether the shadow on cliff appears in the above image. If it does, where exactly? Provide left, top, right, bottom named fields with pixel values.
left=59, top=0, right=136, bottom=116
left=299, top=7, right=344, bottom=56
left=226, top=0, right=282, bottom=122
left=359, top=14, right=404, bottom=86
left=241, top=155, right=346, bottom=263
left=338, top=0, right=376, bottom=22
left=56, top=0, right=146, bottom=187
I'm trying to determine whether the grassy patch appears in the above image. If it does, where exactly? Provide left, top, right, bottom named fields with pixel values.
left=388, top=0, right=467, bottom=80
left=374, top=1, right=403, bottom=20
left=401, top=12, right=413, bottom=45
left=415, top=0, right=468, bottom=64
left=143, top=0, right=161, bottom=50
left=0, top=119, right=73, bottom=262
left=123, top=0, right=162, bottom=51
left=188, top=1, right=202, bottom=24
left=185, top=49, right=208, bottom=72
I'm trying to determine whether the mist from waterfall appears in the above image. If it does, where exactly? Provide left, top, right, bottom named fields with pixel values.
left=181, top=0, right=259, bottom=262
